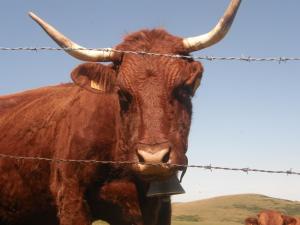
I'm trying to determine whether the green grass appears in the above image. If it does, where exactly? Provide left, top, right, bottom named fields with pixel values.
left=172, top=194, right=300, bottom=225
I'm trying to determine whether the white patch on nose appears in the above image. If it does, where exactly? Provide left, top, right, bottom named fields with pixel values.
left=137, top=148, right=169, bottom=163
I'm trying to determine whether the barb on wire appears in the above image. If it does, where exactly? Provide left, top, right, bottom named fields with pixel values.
left=0, top=153, right=299, bottom=176
left=1, top=47, right=300, bottom=63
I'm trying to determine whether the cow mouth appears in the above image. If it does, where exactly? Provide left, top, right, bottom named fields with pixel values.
left=133, top=163, right=176, bottom=181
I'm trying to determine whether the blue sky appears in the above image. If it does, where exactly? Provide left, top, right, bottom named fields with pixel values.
left=1, top=1, right=299, bottom=202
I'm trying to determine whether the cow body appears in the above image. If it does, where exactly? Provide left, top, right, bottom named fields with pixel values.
left=0, top=1, right=242, bottom=224
left=0, top=83, right=171, bottom=225
left=0, top=84, right=115, bottom=224
left=0, top=30, right=197, bottom=225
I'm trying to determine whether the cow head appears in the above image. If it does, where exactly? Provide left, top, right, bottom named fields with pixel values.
left=29, top=0, right=241, bottom=181
left=245, top=211, right=297, bottom=225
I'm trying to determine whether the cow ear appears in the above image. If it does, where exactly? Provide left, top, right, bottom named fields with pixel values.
left=245, top=217, right=258, bottom=225
left=282, top=215, right=297, bottom=225
left=71, top=63, right=117, bottom=94
left=184, top=61, right=203, bottom=95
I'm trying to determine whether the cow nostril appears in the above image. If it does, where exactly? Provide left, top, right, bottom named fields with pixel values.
left=162, top=150, right=170, bottom=163
left=137, top=151, right=145, bottom=163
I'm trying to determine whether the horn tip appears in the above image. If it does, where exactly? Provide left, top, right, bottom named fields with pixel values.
left=28, top=11, right=36, bottom=19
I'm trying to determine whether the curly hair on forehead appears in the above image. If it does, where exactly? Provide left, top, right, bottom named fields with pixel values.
left=116, top=29, right=187, bottom=54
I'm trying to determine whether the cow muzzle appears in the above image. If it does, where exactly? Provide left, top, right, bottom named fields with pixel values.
left=133, top=143, right=186, bottom=196
left=135, top=143, right=175, bottom=179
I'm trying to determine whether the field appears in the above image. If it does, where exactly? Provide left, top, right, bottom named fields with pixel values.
left=93, top=194, right=300, bottom=225
left=172, top=194, right=300, bottom=225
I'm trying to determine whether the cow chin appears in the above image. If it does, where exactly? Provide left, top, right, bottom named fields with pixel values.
left=133, top=163, right=176, bottom=181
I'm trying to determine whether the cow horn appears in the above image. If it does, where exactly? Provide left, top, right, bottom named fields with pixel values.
left=28, top=12, right=114, bottom=62
left=183, top=0, right=242, bottom=52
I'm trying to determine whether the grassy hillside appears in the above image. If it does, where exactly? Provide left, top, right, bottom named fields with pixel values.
left=93, top=194, right=300, bottom=225
left=172, top=194, right=300, bottom=225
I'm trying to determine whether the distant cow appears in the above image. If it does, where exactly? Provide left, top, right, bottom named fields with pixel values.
left=245, top=210, right=300, bottom=225
left=0, top=1, right=241, bottom=225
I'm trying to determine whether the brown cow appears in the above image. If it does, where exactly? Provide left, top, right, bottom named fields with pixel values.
left=0, top=1, right=242, bottom=225
left=245, top=210, right=299, bottom=225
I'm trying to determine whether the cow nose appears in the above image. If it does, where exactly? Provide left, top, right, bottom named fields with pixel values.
left=137, top=148, right=170, bottom=164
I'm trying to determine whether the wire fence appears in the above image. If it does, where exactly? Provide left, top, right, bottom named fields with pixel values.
left=1, top=47, right=300, bottom=63
left=0, top=153, right=299, bottom=176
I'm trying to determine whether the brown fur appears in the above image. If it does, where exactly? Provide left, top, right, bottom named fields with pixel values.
left=245, top=210, right=298, bottom=225
left=0, top=29, right=203, bottom=225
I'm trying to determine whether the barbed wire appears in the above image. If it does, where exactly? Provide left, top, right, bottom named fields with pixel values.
left=1, top=47, right=300, bottom=63
left=1, top=48, right=299, bottom=175
left=0, top=153, right=299, bottom=176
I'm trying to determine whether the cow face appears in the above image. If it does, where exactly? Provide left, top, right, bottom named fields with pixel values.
left=245, top=211, right=297, bottom=225
left=71, top=30, right=203, bottom=180
left=114, top=30, right=202, bottom=179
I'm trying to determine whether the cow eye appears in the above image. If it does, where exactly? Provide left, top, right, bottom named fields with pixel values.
left=173, top=85, right=193, bottom=101
left=118, top=89, right=132, bottom=112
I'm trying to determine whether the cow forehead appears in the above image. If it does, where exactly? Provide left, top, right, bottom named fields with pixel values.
left=259, top=211, right=283, bottom=224
left=116, top=29, right=186, bottom=54
left=114, top=29, right=197, bottom=94
left=117, top=56, right=188, bottom=93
